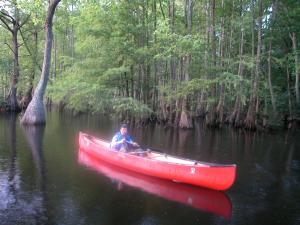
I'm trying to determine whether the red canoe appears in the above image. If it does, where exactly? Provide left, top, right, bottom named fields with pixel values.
left=78, top=148, right=232, bottom=219
left=78, top=132, right=236, bottom=191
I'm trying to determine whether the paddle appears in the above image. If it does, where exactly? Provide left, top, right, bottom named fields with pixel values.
left=124, top=140, right=163, bottom=153
left=140, top=146, right=164, bottom=153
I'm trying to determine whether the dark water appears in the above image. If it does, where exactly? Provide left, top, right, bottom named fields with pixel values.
left=0, top=111, right=299, bottom=225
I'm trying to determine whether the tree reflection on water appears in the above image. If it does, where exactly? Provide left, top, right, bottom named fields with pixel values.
left=0, top=115, right=49, bottom=225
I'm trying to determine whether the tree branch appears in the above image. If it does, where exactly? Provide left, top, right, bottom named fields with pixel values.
left=4, top=41, right=14, bottom=53
left=0, top=10, right=15, bottom=23
left=0, top=14, right=13, bottom=32
left=289, top=31, right=294, bottom=42
left=19, top=14, right=31, bottom=28
left=20, top=28, right=42, bottom=72
left=159, top=0, right=165, bottom=20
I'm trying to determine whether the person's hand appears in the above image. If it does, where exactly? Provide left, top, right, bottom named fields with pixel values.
left=133, top=142, right=139, bottom=147
left=121, top=139, right=126, bottom=144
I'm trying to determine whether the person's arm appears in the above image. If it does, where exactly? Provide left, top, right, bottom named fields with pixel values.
left=111, top=135, right=125, bottom=148
left=126, top=136, right=139, bottom=147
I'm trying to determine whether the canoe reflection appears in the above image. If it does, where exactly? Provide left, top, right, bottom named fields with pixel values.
left=78, top=148, right=232, bottom=219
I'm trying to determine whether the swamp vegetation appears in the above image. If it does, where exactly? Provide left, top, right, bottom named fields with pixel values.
left=0, top=0, right=300, bottom=130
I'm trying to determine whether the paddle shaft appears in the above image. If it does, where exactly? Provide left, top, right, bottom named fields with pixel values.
left=124, top=140, right=163, bottom=152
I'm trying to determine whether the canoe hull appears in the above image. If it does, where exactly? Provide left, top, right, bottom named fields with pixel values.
left=78, top=132, right=236, bottom=191
left=78, top=148, right=232, bottom=219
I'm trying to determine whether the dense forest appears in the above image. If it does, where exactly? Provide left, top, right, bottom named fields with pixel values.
left=0, top=0, right=300, bottom=130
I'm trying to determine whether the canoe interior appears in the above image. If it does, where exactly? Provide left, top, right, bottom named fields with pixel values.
left=85, top=133, right=235, bottom=168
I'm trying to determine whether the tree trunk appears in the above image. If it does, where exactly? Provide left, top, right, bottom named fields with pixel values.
left=290, top=32, right=299, bottom=106
left=216, top=0, right=225, bottom=126
left=0, top=5, right=22, bottom=111
left=21, top=0, right=61, bottom=125
left=168, top=0, right=176, bottom=125
left=211, top=0, right=216, bottom=69
left=205, top=0, right=217, bottom=126
left=7, top=25, right=20, bottom=111
left=179, top=57, right=193, bottom=128
left=53, top=33, right=57, bottom=78
left=196, top=0, right=210, bottom=117
left=179, top=104, right=193, bottom=128
left=250, top=0, right=256, bottom=81
left=20, top=29, right=39, bottom=111
left=228, top=2, right=244, bottom=126
left=169, top=0, right=176, bottom=87
left=227, top=0, right=235, bottom=69
left=179, top=0, right=193, bottom=129
left=268, top=30, right=277, bottom=116
left=244, top=0, right=262, bottom=130
left=152, top=0, right=158, bottom=111
left=286, top=66, right=293, bottom=123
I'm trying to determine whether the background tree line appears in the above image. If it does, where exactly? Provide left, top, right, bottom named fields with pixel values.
left=0, top=0, right=299, bottom=130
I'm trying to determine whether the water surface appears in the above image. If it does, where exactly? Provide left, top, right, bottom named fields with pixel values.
left=0, top=111, right=299, bottom=225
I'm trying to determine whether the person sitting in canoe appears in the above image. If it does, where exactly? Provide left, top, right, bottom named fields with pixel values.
left=111, top=124, right=139, bottom=151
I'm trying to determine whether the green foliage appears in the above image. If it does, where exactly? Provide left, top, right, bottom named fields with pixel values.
left=154, top=20, right=201, bottom=59
left=112, top=97, right=153, bottom=117
left=0, top=0, right=300, bottom=126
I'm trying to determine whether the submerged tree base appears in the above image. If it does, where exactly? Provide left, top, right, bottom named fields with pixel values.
left=0, top=101, right=22, bottom=113
left=179, top=110, right=193, bottom=129
left=20, top=98, right=46, bottom=125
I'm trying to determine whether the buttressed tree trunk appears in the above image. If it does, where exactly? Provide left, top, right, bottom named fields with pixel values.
left=179, top=0, right=193, bottom=129
left=21, top=0, right=61, bottom=125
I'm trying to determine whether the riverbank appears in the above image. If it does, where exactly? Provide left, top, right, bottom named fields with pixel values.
left=1, top=102, right=300, bottom=132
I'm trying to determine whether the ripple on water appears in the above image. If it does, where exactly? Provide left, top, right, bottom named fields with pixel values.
left=291, top=160, right=300, bottom=171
